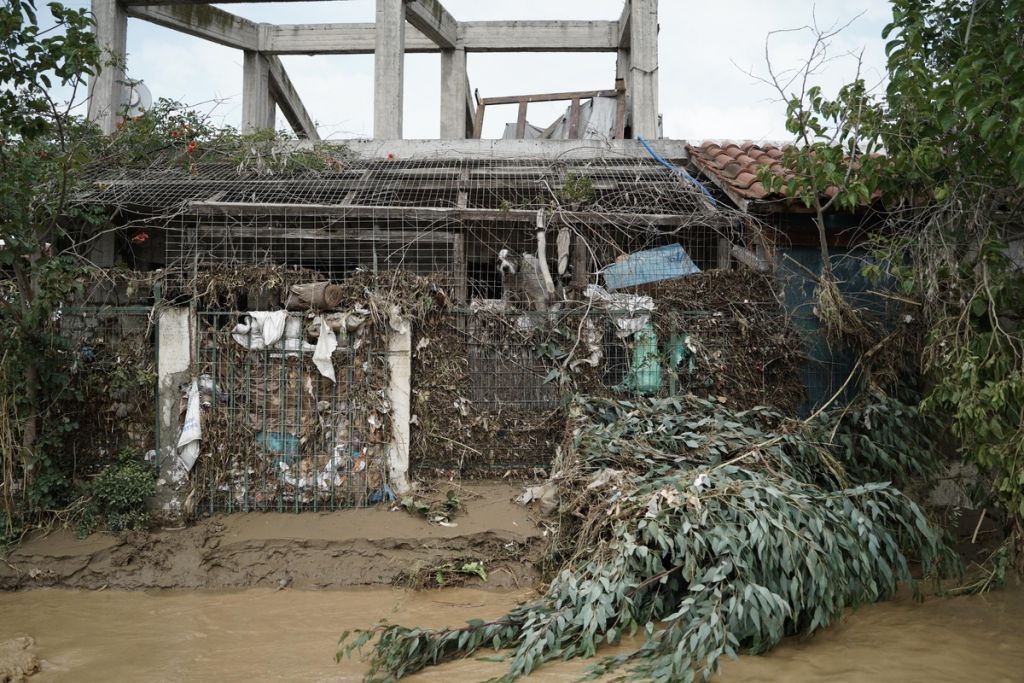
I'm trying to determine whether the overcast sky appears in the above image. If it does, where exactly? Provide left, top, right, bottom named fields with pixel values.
left=62, top=0, right=893, bottom=142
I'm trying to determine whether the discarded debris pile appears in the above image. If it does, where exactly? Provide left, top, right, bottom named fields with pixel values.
left=409, top=266, right=805, bottom=476
left=61, top=302, right=155, bottom=474
left=646, top=268, right=806, bottom=414
left=339, top=395, right=957, bottom=681
left=180, top=267, right=450, bottom=513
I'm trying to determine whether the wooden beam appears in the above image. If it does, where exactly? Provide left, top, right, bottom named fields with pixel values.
left=124, top=3, right=259, bottom=50
left=267, top=55, right=320, bottom=140
left=478, top=89, right=619, bottom=106
left=459, top=21, right=619, bottom=52
left=188, top=200, right=715, bottom=228
left=515, top=101, right=528, bottom=139
left=404, top=0, right=457, bottom=49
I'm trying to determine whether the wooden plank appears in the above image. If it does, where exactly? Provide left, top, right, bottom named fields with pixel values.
left=405, top=0, right=457, bottom=48
left=615, top=87, right=627, bottom=139
left=479, top=89, right=618, bottom=106
left=515, top=101, right=528, bottom=139
left=568, top=98, right=581, bottom=139
left=125, top=3, right=259, bottom=50
left=472, top=102, right=486, bottom=139
left=188, top=200, right=718, bottom=228
left=716, top=237, right=732, bottom=269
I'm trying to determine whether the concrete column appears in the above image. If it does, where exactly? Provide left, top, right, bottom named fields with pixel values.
left=386, top=317, right=412, bottom=495
left=629, top=0, right=659, bottom=139
left=87, top=0, right=127, bottom=135
left=242, top=50, right=273, bottom=133
left=440, top=47, right=467, bottom=139
left=153, top=307, right=192, bottom=519
left=374, top=0, right=405, bottom=139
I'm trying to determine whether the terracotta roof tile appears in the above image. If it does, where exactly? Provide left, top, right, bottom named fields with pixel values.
left=687, top=141, right=789, bottom=204
left=687, top=140, right=879, bottom=210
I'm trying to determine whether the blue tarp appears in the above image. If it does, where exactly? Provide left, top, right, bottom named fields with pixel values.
left=602, top=244, right=700, bottom=290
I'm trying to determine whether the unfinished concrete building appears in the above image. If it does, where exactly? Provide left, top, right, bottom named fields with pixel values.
left=80, top=0, right=833, bottom=516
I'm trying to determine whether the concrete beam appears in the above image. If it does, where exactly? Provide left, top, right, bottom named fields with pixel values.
left=465, top=72, right=476, bottom=138
left=267, top=55, right=320, bottom=140
left=262, top=23, right=435, bottom=54
left=629, top=0, right=658, bottom=138
left=242, top=51, right=273, bottom=133
left=617, top=0, right=631, bottom=48
left=87, top=0, right=127, bottom=135
left=459, top=21, right=619, bottom=52
left=405, top=0, right=457, bottom=49
left=261, top=21, right=619, bottom=55
left=125, top=4, right=259, bottom=50
left=374, top=0, right=405, bottom=139
left=440, top=47, right=467, bottom=139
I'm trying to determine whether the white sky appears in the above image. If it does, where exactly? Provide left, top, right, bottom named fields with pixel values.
left=60, top=0, right=893, bottom=142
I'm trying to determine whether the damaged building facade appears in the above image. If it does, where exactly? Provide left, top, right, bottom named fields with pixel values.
left=77, top=0, right=868, bottom=517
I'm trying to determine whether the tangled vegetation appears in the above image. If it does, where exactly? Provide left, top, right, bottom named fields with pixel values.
left=339, top=395, right=957, bottom=681
left=76, top=454, right=156, bottom=536
left=761, top=0, right=1024, bottom=559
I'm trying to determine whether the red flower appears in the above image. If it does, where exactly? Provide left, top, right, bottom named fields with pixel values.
left=386, top=152, right=395, bottom=161
left=186, top=141, right=197, bottom=155
left=131, top=232, right=149, bottom=244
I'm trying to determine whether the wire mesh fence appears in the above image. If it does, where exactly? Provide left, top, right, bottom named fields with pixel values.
left=193, top=311, right=392, bottom=512
left=81, top=153, right=821, bottom=506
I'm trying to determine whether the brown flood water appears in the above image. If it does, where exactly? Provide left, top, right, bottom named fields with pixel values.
left=1, top=584, right=1022, bottom=682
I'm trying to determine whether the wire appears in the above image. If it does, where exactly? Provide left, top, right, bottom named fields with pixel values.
left=637, top=135, right=718, bottom=207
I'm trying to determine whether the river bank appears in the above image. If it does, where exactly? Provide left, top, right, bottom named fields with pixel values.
left=0, top=483, right=542, bottom=591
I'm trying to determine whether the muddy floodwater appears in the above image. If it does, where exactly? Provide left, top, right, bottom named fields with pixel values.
left=1, top=584, right=1022, bottom=682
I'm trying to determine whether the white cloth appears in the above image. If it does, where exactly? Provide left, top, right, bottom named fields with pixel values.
left=584, top=284, right=655, bottom=338
left=232, top=310, right=289, bottom=350
left=176, top=378, right=202, bottom=472
left=312, top=316, right=338, bottom=382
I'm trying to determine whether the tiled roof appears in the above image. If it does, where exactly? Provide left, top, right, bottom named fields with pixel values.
left=686, top=141, right=790, bottom=208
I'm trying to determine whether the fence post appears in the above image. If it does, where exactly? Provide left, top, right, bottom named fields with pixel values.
left=386, top=316, right=412, bottom=495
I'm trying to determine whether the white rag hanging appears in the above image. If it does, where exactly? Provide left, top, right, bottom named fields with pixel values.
left=232, top=310, right=290, bottom=350
left=312, top=316, right=338, bottom=382
left=176, top=378, right=202, bottom=472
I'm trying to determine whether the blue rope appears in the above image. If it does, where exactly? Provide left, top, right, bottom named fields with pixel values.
left=637, top=135, right=717, bottom=207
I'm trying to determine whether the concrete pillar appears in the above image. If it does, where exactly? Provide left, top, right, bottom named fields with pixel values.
left=616, top=47, right=632, bottom=134
left=374, top=0, right=405, bottom=139
left=387, top=317, right=412, bottom=495
left=87, top=0, right=127, bottom=135
left=242, top=51, right=273, bottom=134
left=629, top=0, right=659, bottom=139
left=153, top=307, right=192, bottom=519
left=440, top=47, right=467, bottom=139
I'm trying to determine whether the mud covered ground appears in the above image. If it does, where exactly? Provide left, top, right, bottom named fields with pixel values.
left=0, top=483, right=543, bottom=592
